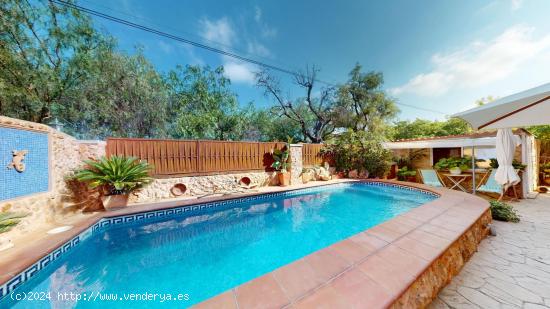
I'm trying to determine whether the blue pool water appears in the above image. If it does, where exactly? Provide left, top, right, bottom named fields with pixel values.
left=3, top=183, right=435, bottom=308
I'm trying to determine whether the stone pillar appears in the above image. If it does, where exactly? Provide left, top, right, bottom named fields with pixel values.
left=289, top=144, right=303, bottom=185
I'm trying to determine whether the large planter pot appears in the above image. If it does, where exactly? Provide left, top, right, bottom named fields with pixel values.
left=405, top=175, right=417, bottom=183
left=101, top=194, right=129, bottom=210
left=277, top=172, right=291, bottom=187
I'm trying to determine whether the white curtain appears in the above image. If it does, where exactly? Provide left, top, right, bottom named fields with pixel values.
left=495, top=128, right=521, bottom=186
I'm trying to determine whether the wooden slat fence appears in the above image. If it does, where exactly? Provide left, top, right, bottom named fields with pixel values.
left=302, top=143, right=325, bottom=167
left=106, top=138, right=287, bottom=176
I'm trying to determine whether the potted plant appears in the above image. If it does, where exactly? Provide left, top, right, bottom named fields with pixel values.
left=434, top=157, right=471, bottom=175
left=397, top=167, right=417, bottom=182
left=271, top=147, right=291, bottom=186
left=74, top=156, right=153, bottom=210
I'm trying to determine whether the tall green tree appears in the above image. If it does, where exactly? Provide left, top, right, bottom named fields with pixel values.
left=61, top=47, right=169, bottom=139
left=244, top=108, right=305, bottom=142
left=166, top=65, right=250, bottom=140
left=335, top=64, right=398, bottom=136
left=390, top=118, right=472, bottom=140
left=0, top=0, right=106, bottom=123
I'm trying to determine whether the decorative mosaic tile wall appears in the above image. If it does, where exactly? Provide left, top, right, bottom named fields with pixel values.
left=0, top=126, right=49, bottom=201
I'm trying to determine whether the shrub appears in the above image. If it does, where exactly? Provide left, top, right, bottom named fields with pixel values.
left=74, top=156, right=153, bottom=195
left=397, top=167, right=416, bottom=181
left=0, top=212, right=28, bottom=233
left=489, top=200, right=520, bottom=222
left=270, top=148, right=290, bottom=173
left=321, top=130, right=392, bottom=178
left=434, top=157, right=472, bottom=171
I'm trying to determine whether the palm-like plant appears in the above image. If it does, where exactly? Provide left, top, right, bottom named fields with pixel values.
left=0, top=212, right=27, bottom=233
left=271, top=148, right=290, bottom=173
left=74, top=156, right=153, bottom=195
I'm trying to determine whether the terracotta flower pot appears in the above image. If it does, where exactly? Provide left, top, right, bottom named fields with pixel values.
left=405, top=175, right=417, bottom=183
left=101, top=194, right=129, bottom=210
left=277, top=172, right=291, bottom=187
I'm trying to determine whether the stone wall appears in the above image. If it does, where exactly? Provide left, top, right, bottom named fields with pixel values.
left=132, top=171, right=278, bottom=203
left=289, top=144, right=303, bottom=185
left=391, top=209, right=492, bottom=308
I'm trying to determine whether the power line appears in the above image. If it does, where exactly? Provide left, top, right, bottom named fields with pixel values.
left=51, top=0, right=301, bottom=77
left=51, top=0, right=448, bottom=116
left=78, top=0, right=294, bottom=71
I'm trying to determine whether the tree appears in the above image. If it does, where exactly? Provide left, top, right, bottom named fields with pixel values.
left=475, top=95, right=497, bottom=106
left=335, top=64, right=398, bottom=135
left=390, top=118, right=472, bottom=140
left=60, top=47, right=169, bottom=139
left=0, top=0, right=107, bottom=123
left=528, top=125, right=550, bottom=140
left=166, top=65, right=250, bottom=140
left=256, top=66, right=336, bottom=143
left=244, top=108, right=305, bottom=142
left=322, top=130, right=392, bottom=178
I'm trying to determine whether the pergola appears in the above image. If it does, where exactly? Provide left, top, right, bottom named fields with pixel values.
left=453, top=82, right=550, bottom=197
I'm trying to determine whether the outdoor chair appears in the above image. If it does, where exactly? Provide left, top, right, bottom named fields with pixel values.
left=418, top=169, right=445, bottom=188
left=477, top=169, right=517, bottom=201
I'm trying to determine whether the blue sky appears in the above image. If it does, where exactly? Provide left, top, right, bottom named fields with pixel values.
left=81, top=0, right=550, bottom=121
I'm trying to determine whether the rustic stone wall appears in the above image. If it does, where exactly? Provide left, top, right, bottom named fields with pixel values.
left=132, top=171, right=278, bottom=203
left=391, top=209, right=492, bottom=308
left=289, top=144, right=303, bottom=185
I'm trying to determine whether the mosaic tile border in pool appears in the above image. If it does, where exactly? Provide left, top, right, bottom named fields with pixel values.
left=0, top=181, right=438, bottom=300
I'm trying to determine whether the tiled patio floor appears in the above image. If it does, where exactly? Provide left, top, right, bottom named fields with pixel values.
left=430, top=193, right=550, bottom=309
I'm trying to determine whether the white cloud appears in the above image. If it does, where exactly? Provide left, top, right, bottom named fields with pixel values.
left=198, top=14, right=271, bottom=84
left=254, top=6, right=262, bottom=23
left=223, top=59, right=257, bottom=84
left=199, top=17, right=235, bottom=47
left=391, top=25, right=550, bottom=97
left=247, top=41, right=271, bottom=57
left=252, top=5, right=277, bottom=39
left=511, top=0, right=523, bottom=10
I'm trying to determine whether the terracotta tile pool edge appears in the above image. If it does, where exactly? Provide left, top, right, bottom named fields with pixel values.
left=193, top=181, right=491, bottom=309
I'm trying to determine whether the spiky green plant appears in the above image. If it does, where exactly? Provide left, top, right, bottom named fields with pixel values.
left=74, top=156, right=153, bottom=195
left=0, top=212, right=28, bottom=233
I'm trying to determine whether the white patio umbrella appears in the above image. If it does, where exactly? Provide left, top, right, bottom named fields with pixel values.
left=495, top=129, right=521, bottom=197
left=453, top=82, right=550, bottom=130
left=453, top=82, right=550, bottom=197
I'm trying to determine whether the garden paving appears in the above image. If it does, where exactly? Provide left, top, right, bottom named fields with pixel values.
left=430, top=193, right=550, bottom=309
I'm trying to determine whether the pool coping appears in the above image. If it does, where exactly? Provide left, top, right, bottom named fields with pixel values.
left=193, top=181, right=491, bottom=309
left=0, top=179, right=489, bottom=307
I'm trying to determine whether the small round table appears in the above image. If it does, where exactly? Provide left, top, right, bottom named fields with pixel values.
left=442, top=173, right=472, bottom=192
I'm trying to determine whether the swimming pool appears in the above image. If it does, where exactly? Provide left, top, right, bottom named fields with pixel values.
left=2, top=182, right=436, bottom=308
